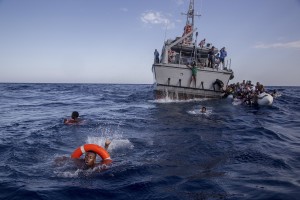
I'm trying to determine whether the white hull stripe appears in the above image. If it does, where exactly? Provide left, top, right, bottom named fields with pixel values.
left=80, top=146, right=86, bottom=154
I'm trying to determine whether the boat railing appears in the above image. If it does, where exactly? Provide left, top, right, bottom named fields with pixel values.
left=163, top=48, right=233, bottom=72
left=225, top=58, right=232, bottom=70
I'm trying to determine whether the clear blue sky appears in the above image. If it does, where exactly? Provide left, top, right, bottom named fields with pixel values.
left=0, top=0, right=299, bottom=86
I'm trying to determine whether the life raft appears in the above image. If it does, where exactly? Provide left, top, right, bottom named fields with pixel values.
left=71, top=144, right=111, bottom=160
left=257, top=92, right=273, bottom=106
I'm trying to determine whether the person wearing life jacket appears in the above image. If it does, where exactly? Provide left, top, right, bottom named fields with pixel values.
left=64, top=111, right=81, bottom=124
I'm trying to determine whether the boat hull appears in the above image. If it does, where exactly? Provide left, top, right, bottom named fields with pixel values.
left=152, top=63, right=233, bottom=99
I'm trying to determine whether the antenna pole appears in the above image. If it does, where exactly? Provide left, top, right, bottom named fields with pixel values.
left=181, top=0, right=201, bottom=44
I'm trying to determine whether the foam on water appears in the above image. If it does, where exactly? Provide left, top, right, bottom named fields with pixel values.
left=187, top=107, right=213, bottom=116
left=54, top=169, right=81, bottom=178
left=232, top=98, right=243, bottom=105
left=151, top=97, right=211, bottom=104
left=54, top=163, right=112, bottom=178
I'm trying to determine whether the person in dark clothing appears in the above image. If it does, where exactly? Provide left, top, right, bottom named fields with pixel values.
left=208, top=46, right=215, bottom=68
left=154, top=49, right=159, bottom=63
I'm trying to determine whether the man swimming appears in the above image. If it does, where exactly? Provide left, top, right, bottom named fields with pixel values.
left=82, top=140, right=112, bottom=169
left=55, top=139, right=112, bottom=170
left=64, top=111, right=81, bottom=124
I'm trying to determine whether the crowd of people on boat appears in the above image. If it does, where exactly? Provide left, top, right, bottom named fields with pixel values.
left=208, top=46, right=227, bottom=69
left=153, top=34, right=230, bottom=71
left=153, top=43, right=228, bottom=70
left=223, top=80, right=277, bottom=105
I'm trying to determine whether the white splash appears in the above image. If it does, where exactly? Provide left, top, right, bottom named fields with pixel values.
left=54, top=169, right=81, bottom=178
left=151, top=97, right=210, bottom=104
left=187, top=107, right=212, bottom=116
left=86, top=136, right=134, bottom=151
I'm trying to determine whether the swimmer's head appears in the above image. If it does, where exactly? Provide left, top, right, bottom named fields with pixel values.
left=71, top=111, right=79, bottom=120
left=84, top=151, right=96, bottom=168
left=201, top=106, right=206, bottom=113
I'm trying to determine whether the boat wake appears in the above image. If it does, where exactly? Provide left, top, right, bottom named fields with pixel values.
left=151, top=97, right=211, bottom=104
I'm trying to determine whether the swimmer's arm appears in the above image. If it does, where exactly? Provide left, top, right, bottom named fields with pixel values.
left=104, top=139, right=111, bottom=150
left=54, top=156, right=69, bottom=166
left=101, top=158, right=112, bottom=165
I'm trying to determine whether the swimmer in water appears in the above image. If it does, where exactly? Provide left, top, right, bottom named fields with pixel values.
left=83, top=140, right=112, bottom=169
left=64, top=111, right=81, bottom=124
left=200, top=106, right=207, bottom=113
left=55, top=139, right=112, bottom=169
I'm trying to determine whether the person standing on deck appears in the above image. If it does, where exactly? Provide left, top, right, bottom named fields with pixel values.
left=199, top=38, right=205, bottom=48
left=154, top=49, right=159, bottom=63
left=208, top=46, right=215, bottom=68
left=219, top=47, right=227, bottom=69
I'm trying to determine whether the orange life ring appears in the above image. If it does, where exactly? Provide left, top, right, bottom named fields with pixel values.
left=71, top=144, right=111, bottom=160
left=185, top=25, right=192, bottom=34
left=168, top=50, right=175, bottom=62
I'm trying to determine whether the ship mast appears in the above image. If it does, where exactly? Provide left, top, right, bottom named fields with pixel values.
left=181, top=0, right=200, bottom=44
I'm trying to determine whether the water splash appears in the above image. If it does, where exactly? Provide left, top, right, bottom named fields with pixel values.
left=187, top=107, right=213, bottom=116
left=151, top=97, right=210, bottom=104
left=86, top=136, right=134, bottom=151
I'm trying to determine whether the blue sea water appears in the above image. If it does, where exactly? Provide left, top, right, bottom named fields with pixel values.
left=0, top=83, right=299, bottom=200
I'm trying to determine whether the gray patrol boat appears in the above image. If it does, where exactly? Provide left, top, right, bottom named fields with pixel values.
left=152, top=0, right=234, bottom=99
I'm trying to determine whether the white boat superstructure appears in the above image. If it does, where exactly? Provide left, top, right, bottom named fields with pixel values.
left=152, top=0, right=234, bottom=99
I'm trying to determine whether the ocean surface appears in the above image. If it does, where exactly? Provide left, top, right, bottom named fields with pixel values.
left=0, top=83, right=299, bottom=200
